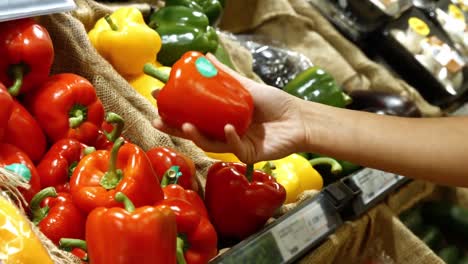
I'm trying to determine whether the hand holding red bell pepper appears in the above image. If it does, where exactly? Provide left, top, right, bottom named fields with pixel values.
left=147, top=147, right=198, bottom=192
left=70, top=137, right=164, bottom=213
left=156, top=167, right=217, bottom=264
left=205, top=162, right=286, bottom=240
left=0, top=83, right=14, bottom=141
left=0, top=143, right=41, bottom=203
left=86, top=192, right=177, bottom=264
left=155, top=51, right=254, bottom=141
left=37, top=138, right=95, bottom=192
left=27, top=73, right=105, bottom=145
left=0, top=18, right=54, bottom=96
left=30, top=187, right=86, bottom=245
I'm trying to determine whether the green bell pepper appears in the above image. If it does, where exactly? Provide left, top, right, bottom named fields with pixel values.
left=149, top=6, right=219, bottom=66
left=309, top=153, right=361, bottom=178
left=165, top=0, right=223, bottom=25
left=283, top=66, right=352, bottom=108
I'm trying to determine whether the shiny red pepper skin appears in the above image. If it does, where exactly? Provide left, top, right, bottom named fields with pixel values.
left=0, top=143, right=41, bottom=203
left=147, top=147, right=198, bottom=192
left=37, top=138, right=89, bottom=191
left=156, top=184, right=217, bottom=264
left=31, top=188, right=86, bottom=245
left=0, top=83, right=14, bottom=141
left=5, top=100, right=47, bottom=163
left=205, top=162, right=286, bottom=240
left=0, top=18, right=54, bottom=96
left=86, top=193, right=178, bottom=264
left=156, top=51, right=254, bottom=141
left=27, top=73, right=105, bottom=145
left=70, top=138, right=164, bottom=213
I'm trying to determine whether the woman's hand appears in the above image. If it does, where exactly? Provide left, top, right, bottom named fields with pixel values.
left=152, top=53, right=308, bottom=164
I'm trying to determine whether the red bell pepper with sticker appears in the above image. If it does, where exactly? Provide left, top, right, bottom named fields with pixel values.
left=0, top=18, right=54, bottom=96
left=27, top=73, right=105, bottom=145
left=70, top=137, right=164, bottom=213
left=0, top=83, right=14, bottom=141
left=205, top=162, right=286, bottom=240
left=147, top=147, right=198, bottom=192
left=155, top=51, right=254, bottom=141
left=30, top=187, right=86, bottom=245
left=0, top=143, right=41, bottom=203
left=156, top=167, right=217, bottom=264
left=86, top=192, right=177, bottom=264
left=37, top=138, right=95, bottom=193
left=5, top=100, right=47, bottom=163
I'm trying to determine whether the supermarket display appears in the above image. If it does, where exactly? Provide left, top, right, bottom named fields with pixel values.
left=0, top=0, right=467, bottom=263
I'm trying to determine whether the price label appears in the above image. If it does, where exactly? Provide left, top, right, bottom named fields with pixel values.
left=351, top=169, right=404, bottom=205
left=270, top=200, right=331, bottom=261
left=0, top=0, right=76, bottom=22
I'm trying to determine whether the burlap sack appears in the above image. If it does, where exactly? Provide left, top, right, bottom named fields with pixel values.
left=219, top=0, right=442, bottom=117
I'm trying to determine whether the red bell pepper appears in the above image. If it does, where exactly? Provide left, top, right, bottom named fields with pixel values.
left=86, top=192, right=177, bottom=264
left=155, top=51, right=254, bottom=141
left=5, top=100, right=47, bottom=163
left=30, top=187, right=86, bottom=245
left=70, top=137, right=164, bottom=213
left=0, top=18, right=54, bottom=96
left=59, top=238, right=88, bottom=263
left=37, top=138, right=94, bottom=192
left=205, top=162, right=286, bottom=240
left=0, top=143, right=41, bottom=203
left=156, top=168, right=217, bottom=264
left=0, top=83, right=14, bottom=141
left=147, top=147, right=198, bottom=192
left=27, top=73, right=105, bottom=145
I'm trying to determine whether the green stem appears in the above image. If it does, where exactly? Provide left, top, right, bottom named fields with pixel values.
left=143, top=63, right=169, bottom=83
left=309, top=157, right=343, bottom=175
left=68, top=161, right=78, bottom=179
left=30, top=187, right=57, bottom=225
left=99, top=137, right=125, bottom=190
left=69, top=105, right=88, bottom=128
left=83, top=146, right=96, bottom=156
left=105, top=15, right=119, bottom=31
left=245, top=163, right=254, bottom=182
left=7, top=64, right=24, bottom=96
left=103, top=112, right=125, bottom=142
left=160, top=166, right=182, bottom=188
left=59, top=238, right=87, bottom=251
left=176, top=236, right=187, bottom=264
left=115, top=192, right=135, bottom=213
left=260, top=161, right=276, bottom=177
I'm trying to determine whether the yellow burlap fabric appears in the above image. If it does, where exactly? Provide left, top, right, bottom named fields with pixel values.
left=219, top=0, right=441, bottom=117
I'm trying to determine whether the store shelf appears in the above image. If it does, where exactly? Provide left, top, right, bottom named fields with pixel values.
left=210, top=181, right=356, bottom=264
left=0, top=0, right=76, bottom=22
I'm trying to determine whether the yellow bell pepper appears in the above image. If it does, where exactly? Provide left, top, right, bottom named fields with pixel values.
left=204, top=152, right=240, bottom=162
left=255, top=154, right=342, bottom=204
left=0, top=195, right=53, bottom=263
left=128, top=65, right=171, bottom=108
left=88, top=7, right=162, bottom=77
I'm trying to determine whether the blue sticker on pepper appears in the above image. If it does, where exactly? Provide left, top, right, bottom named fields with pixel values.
left=4, top=163, right=31, bottom=182
left=195, top=57, right=218, bottom=78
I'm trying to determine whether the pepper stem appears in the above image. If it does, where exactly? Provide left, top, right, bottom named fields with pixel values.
left=83, top=146, right=96, bottom=156
left=69, top=105, right=88, bottom=128
left=103, top=112, right=125, bottom=142
left=160, top=166, right=182, bottom=187
left=68, top=161, right=78, bottom=179
left=143, top=63, right=169, bottom=83
left=7, top=64, right=24, bottom=96
left=30, top=187, right=57, bottom=225
left=261, top=161, right=276, bottom=177
left=105, top=15, right=119, bottom=31
left=59, top=238, right=87, bottom=251
left=115, top=192, right=135, bottom=213
left=309, top=157, right=343, bottom=175
left=245, top=163, right=254, bottom=182
left=176, top=236, right=187, bottom=264
left=99, top=137, right=125, bottom=190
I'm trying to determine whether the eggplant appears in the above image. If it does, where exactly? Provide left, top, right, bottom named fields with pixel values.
left=347, top=90, right=422, bottom=117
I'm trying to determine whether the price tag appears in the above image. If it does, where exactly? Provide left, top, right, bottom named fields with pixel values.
left=0, top=0, right=76, bottom=22
left=270, top=200, right=331, bottom=260
left=351, top=169, right=404, bottom=205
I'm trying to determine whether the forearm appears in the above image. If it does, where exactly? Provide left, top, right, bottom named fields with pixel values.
left=299, top=99, right=468, bottom=187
